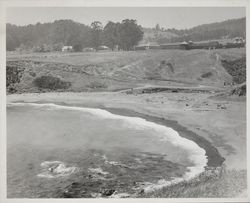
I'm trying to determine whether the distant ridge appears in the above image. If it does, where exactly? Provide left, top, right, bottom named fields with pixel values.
left=142, top=17, right=246, bottom=44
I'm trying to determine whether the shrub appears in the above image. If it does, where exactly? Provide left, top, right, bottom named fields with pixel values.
left=33, top=75, right=71, bottom=90
left=86, top=81, right=107, bottom=89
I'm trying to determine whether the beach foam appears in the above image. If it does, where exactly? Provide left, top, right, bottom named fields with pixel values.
left=9, top=102, right=208, bottom=192
left=37, top=160, right=78, bottom=178
left=88, top=167, right=109, bottom=175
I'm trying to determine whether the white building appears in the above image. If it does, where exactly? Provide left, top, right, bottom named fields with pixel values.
left=62, top=46, right=73, bottom=52
left=233, top=37, right=245, bottom=44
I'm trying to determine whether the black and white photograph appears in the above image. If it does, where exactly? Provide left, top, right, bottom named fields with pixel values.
left=0, top=0, right=249, bottom=201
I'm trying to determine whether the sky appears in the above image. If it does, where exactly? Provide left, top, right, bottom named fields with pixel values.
left=6, top=7, right=245, bottom=29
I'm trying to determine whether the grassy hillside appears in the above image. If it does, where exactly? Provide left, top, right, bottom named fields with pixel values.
left=6, top=48, right=245, bottom=94
left=6, top=60, right=138, bottom=93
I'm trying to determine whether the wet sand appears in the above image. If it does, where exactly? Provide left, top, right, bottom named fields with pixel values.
left=105, top=107, right=225, bottom=167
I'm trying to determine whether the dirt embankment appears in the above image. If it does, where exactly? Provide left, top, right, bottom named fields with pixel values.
left=6, top=60, right=136, bottom=94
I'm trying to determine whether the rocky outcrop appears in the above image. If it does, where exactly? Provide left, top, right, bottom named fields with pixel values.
left=221, top=57, right=246, bottom=84
left=6, top=61, right=25, bottom=93
left=230, top=82, right=246, bottom=96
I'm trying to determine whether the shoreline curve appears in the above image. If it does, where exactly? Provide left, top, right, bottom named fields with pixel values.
left=8, top=101, right=225, bottom=193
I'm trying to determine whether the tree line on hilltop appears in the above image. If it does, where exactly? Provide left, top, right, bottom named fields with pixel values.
left=6, top=19, right=144, bottom=52
left=6, top=17, right=245, bottom=52
left=155, top=18, right=246, bottom=44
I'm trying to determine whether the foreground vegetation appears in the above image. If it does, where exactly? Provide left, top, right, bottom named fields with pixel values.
left=140, top=168, right=247, bottom=198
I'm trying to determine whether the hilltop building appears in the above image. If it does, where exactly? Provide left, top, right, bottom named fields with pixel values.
left=62, top=46, right=73, bottom=52
left=233, top=37, right=245, bottom=44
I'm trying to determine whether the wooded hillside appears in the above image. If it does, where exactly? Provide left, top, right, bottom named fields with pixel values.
left=6, top=19, right=143, bottom=51
left=156, top=18, right=246, bottom=44
left=6, top=17, right=245, bottom=51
